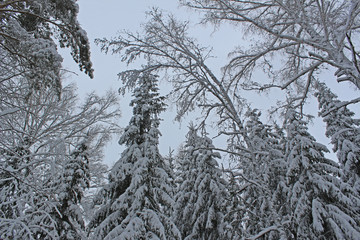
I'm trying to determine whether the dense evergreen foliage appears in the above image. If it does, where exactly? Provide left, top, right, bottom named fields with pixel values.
left=174, top=125, right=229, bottom=239
left=316, top=83, right=360, bottom=193
left=283, top=110, right=360, bottom=239
left=89, top=74, right=180, bottom=240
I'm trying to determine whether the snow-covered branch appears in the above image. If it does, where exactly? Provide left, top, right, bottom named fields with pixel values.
left=183, top=0, right=360, bottom=102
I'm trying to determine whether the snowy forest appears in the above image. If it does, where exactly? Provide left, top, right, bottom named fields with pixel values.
left=0, top=0, right=360, bottom=239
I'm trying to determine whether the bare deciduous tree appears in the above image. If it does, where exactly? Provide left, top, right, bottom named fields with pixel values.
left=181, top=0, right=360, bottom=109
left=0, top=79, right=120, bottom=239
left=96, top=10, right=247, bottom=142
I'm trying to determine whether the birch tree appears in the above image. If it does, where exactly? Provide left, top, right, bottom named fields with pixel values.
left=95, top=10, right=245, bottom=128
left=0, top=81, right=120, bottom=239
left=182, top=0, right=360, bottom=109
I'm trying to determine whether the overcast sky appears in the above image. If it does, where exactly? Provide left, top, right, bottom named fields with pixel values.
left=61, top=1, right=358, bottom=166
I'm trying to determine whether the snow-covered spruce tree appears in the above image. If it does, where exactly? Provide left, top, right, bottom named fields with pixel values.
left=0, top=138, right=32, bottom=221
left=240, top=109, right=288, bottom=239
left=173, top=125, right=199, bottom=239
left=315, top=82, right=360, bottom=193
left=224, top=109, right=288, bottom=239
left=163, top=148, right=177, bottom=215
left=174, top=124, right=229, bottom=240
left=283, top=110, right=360, bottom=239
left=52, top=139, right=91, bottom=240
left=89, top=73, right=180, bottom=240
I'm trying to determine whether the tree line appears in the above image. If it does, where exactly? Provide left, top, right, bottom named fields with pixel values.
left=1, top=1, right=359, bottom=239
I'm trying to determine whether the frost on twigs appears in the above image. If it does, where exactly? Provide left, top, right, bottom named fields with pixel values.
left=0, top=0, right=94, bottom=95
left=182, top=0, right=360, bottom=112
left=94, top=9, right=227, bottom=123
left=0, top=81, right=120, bottom=239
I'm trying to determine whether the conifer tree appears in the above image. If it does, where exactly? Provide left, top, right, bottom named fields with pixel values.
left=89, top=73, right=180, bottom=240
left=53, top=140, right=91, bottom=240
left=283, top=110, right=360, bottom=239
left=0, top=138, right=31, bottom=222
left=174, top=125, right=199, bottom=238
left=163, top=148, right=177, bottom=215
left=315, top=83, right=360, bottom=193
left=174, top=124, right=229, bottom=240
left=227, top=109, right=288, bottom=239
left=244, top=110, right=288, bottom=239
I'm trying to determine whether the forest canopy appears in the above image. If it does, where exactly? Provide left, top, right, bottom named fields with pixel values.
left=1, top=1, right=359, bottom=239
